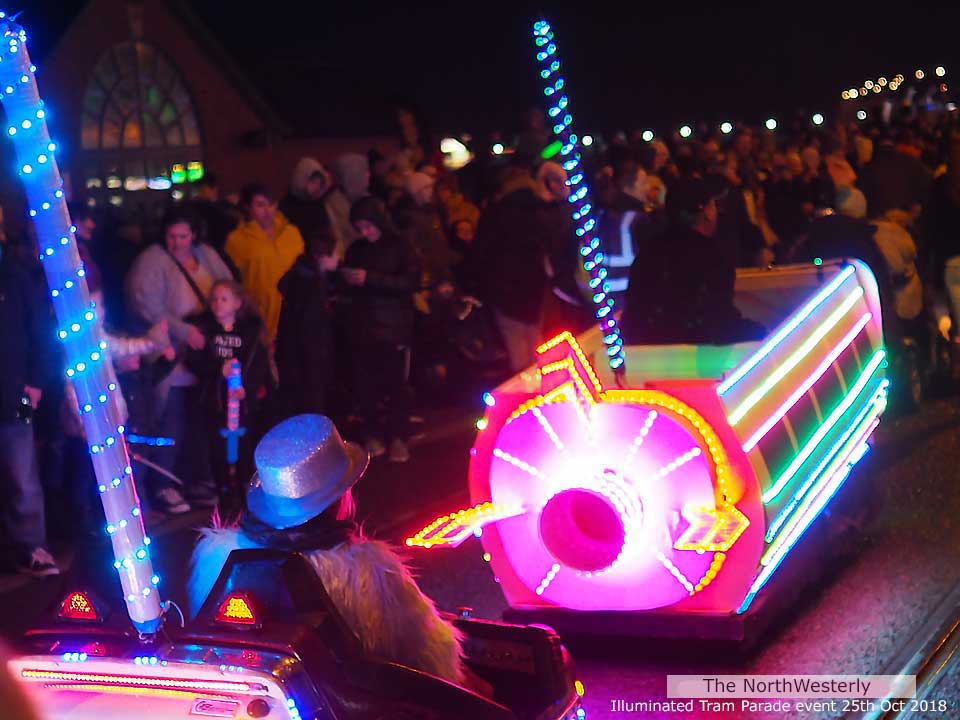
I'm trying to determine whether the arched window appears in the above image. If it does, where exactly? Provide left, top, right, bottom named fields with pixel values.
left=80, top=41, right=203, bottom=204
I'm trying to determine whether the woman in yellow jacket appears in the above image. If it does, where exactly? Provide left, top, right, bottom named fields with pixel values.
left=226, top=183, right=305, bottom=345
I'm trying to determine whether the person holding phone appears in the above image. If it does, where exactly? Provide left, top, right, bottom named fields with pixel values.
left=340, top=196, right=419, bottom=463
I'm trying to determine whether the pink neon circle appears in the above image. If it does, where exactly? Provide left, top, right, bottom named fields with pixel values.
left=487, top=399, right=716, bottom=610
left=539, top=488, right=626, bottom=572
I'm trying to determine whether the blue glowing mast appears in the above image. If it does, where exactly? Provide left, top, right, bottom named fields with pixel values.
left=532, top=19, right=625, bottom=370
left=0, top=12, right=162, bottom=635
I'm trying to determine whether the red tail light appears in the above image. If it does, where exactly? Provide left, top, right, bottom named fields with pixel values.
left=215, top=593, right=260, bottom=627
left=58, top=591, right=100, bottom=622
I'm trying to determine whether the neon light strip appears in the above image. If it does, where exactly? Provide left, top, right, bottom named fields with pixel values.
left=493, top=448, right=546, bottom=479
left=719, top=265, right=856, bottom=396
left=623, top=410, right=658, bottom=467
left=763, top=415, right=880, bottom=564
left=728, top=287, right=864, bottom=426
left=42, top=684, right=237, bottom=700
left=20, top=669, right=261, bottom=694
left=535, top=563, right=561, bottom=595
left=531, top=407, right=566, bottom=452
left=766, top=387, right=886, bottom=540
left=738, top=430, right=875, bottom=614
left=655, top=448, right=702, bottom=478
left=762, top=349, right=885, bottom=503
left=656, top=551, right=694, bottom=594
left=742, top=313, right=872, bottom=451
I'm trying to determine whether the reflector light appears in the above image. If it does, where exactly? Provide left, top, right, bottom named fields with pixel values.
left=215, top=594, right=258, bottom=626
left=58, top=591, right=98, bottom=621
left=20, top=669, right=262, bottom=694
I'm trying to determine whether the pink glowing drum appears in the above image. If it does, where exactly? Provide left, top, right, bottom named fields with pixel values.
left=409, top=260, right=886, bottom=618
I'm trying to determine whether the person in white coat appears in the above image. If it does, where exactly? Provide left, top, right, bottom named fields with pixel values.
left=188, top=414, right=476, bottom=689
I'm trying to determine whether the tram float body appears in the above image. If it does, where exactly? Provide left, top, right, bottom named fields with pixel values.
left=409, top=260, right=887, bottom=634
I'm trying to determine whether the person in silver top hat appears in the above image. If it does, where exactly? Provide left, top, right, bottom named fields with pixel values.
left=187, top=414, right=467, bottom=686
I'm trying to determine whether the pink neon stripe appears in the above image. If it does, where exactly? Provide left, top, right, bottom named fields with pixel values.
left=742, top=313, right=871, bottom=452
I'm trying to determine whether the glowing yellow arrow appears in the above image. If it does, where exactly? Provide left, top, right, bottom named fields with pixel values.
left=674, top=501, right=750, bottom=553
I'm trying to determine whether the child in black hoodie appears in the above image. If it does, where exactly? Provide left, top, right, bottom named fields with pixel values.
left=341, top=196, right=420, bottom=463
left=187, top=279, right=272, bottom=515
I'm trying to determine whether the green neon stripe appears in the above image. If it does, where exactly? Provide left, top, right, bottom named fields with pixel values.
left=764, top=389, right=886, bottom=546
left=762, top=348, right=884, bottom=503
left=728, top=287, right=864, bottom=426
left=761, top=400, right=883, bottom=564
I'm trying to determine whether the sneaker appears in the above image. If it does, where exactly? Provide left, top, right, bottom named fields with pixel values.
left=17, top=547, right=60, bottom=577
left=154, top=487, right=191, bottom=515
left=388, top=438, right=410, bottom=463
left=365, top=437, right=386, bottom=458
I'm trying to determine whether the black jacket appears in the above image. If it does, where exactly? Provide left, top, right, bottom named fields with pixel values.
left=341, top=232, right=420, bottom=345
left=185, top=312, right=272, bottom=422
left=858, top=145, right=932, bottom=217
left=469, top=186, right=552, bottom=323
left=276, top=254, right=335, bottom=414
left=0, top=249, right=49, bottom=422
left=279, top=193, right=331, bottom=248
left=620, top=223, right=758, bottom=345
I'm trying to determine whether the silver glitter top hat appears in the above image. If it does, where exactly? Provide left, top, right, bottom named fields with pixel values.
left=246, top=414, right=369, bottom=529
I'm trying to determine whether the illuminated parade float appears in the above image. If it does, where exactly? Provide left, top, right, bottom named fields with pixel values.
left=410, top=261, right=886, bottom=630
left=407, top=20, right=888, bottom=636
left=3, top=12, right=583, bottom=720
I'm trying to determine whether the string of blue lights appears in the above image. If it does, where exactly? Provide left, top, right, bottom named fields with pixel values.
left=532, top=19, right=624, bottom=370
left=0, top=12, right=162, bottom=635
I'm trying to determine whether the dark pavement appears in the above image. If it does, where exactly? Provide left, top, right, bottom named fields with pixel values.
left=3, top=399, right=960, bottom=720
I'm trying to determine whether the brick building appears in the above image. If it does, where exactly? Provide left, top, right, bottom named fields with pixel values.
left=30, top=0, right=396, bottom=216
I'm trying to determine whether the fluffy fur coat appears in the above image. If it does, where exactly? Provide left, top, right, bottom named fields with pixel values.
left=188, top=528, right=464, bottom=685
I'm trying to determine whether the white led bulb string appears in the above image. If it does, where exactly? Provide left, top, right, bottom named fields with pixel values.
left=0, top=13, right=161, bottom=635
left=532, top=19, right=625, bottom=370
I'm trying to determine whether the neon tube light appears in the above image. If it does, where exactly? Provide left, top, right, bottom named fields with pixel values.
left=738, top=426, right=875, bottom=614
left=718, top=265, right=856, bottom=395
left=741, top=313, right=871, bottom=451
left=20, top=669, right=263, bottom=694
left=766, top=389, right=885, bottom=541
left=728, top=287, right=864, bottom=426
left=762, top=349, right=885, bottom=503
left=764, top=415, right=881, bottom=564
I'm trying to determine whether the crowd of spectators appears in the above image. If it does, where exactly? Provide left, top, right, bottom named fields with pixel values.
left=3, top=102, right=960, bottom=577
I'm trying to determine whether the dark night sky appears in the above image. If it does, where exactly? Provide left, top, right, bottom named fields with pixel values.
left=12, top=1, right=960, bottom=138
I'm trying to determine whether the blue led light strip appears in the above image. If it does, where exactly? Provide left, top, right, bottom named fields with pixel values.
left=0, top=13, right=161, bottom=635
left=765, top=383, right=887, bottom=541
left=718, top=264, right=856, bottom=396
left=532, top=20, right=624, bottom=370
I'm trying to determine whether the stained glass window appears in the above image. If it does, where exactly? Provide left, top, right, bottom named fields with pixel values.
left=80, top=41, right=202, bottom=196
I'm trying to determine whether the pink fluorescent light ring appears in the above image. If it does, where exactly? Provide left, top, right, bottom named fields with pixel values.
left=742, top=313, right=871, bottom=452
left=489, top=400, right=716, bottom=610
